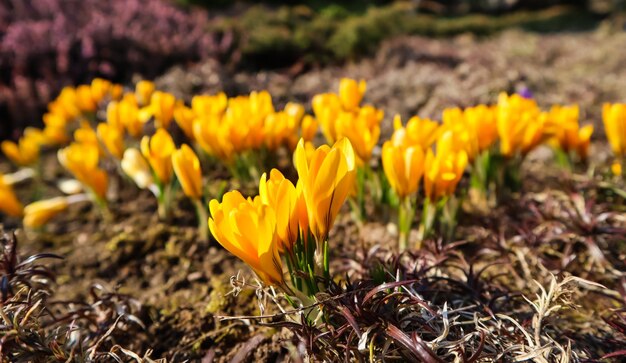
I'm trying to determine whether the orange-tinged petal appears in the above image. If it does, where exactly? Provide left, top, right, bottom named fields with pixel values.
left=172, top=144, right=203, bottom=199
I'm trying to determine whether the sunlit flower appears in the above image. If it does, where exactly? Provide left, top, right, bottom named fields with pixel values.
left=334, top=107, right=383, bottom=165
left=294, top=138, right=356, bottom=242
left=148, top=91, right=177, bottom=129
left=209, top=190, right=284, bottom=285
left=259, top=169, right=305, bottom=251
left=603, top=103, right=626, bottom=157
left=392, top=115, right=441, bottom=150
left=1, top=135, right=40, bottom=166
left=121, top=148, right=155, bottom=190
left=76, top=85, right=97, bottom=112
left=497, top=93, right=544, bottom=157
left=382, top=141, right=425, bottom=199
left=97, top=122, right=125, bottom=159
left=192, top=93, right=228, bottom=117
left=141, top=128, right=176, bottom=185
left=544, top=104, right=593, bottom=159
left=58, top=143, right=108, bottom=200
left=172, top=144, right=203, bottom=199
left=23, top=197, right=74, bottom=228
left=0, top=176, right=23, bottom=217
left=300, top=115, right=318, bottom=142
left=339, top=78, right=366, bottom=111
left=312, top=93, right=342, bottom=143
left=173, top=104, right=196, bottom=141
left=118, top=94, right=143, bottom=138
left=135, top=80, right=155, bottom=106
left=424, top=131, right=469, bottom=201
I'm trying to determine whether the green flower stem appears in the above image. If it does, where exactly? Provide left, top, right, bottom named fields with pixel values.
left=418, top=197, right=437, bottom=244
left=398, top=196, right=415, bottom=251
left=193, top=198, right=209, bottom=241
left=157, top=183, right=173, bottom=221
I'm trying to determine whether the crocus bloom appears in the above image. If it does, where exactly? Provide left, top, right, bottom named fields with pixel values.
left=118, top=94, right=143, bottom=138
left=312, top=93, right=342, bottom=143
left=76, top=85, right=97, bottom=112
left=497, top=93, right=544, bottom=157
left=339, top=78, right=366, bottom=111
left=58, top=143, right=108, bottom=200
left=97, top=123, right=125, bottom=159
left=1, top=135, right=40, bottom=166
left=148, top=91, right=176, bottom=129
left=141, top=128, right=176, bottom=185
left=392, top=115, right=441, bottom=150
left=300, top=115, right=318, bottom=142
left=424, top=132, right=469, bottom=201
left=121, top=148, right=155, bottom=190
left=382, top=141, right=425, bottom=199
left=192, top=93, right=228, bottom=117
left=294, top=138, right=356, bottom=242
left=544, top=105, right=593, bottom=159
left=23, top=197, right=69, bottom=228
left=209, top=191, right=284, bottom=285
left=172, top=144, right=203, bottom=199
left=135, top=80, right=155, bottom=106
left=0, top=176, right=23, bottom=217
left=603, top=103, right=626, bottom=157
left=259, top=169, right=305, bottom=251
left=334, top=112, right=377, bottom=165
left=173, top=104, right=196, bottom=141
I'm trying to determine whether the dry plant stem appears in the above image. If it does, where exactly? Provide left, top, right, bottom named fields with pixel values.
left=193, top=197, right=209, bottom=241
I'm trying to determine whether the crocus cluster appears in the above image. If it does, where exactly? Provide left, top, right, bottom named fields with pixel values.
left=209, top=138, right=355, bottom=297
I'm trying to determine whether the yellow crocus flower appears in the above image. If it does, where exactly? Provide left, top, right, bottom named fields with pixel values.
left=135, top=80, right=155, bottom=106
left=259, top=169, right=303, bottom=251
left=51, top=87, right=81, bottom=121
left=192, top=93, right=228, bottom=117
left=76, top=84, right=97, bottom=112
left=58, top=143, right=109, bottom=200
left=90, top=78, right=113, bottom=103
left=334, top=110, right=381, bottom=165
left=464, top=104, right=498, bottom=152
left=0, top=176, right=24, bottom=217
left=208, top=190, right=284, bottom=285
left=23, top=197, right=69, bottom=228
left=118, top=94, right=143, bottom=138
left=140, top=128, right=176, bottom=185
left=294, top=138, right=356, bottom=242
left=73, top=122, right=100, bottom=148
left=96, top=122, right=125, bottom=159
left=149, top=91, right=176, bottom=129
left=424, top=132, right=468, bottom=201
left=544, top=105, right=593, bottom=159
left=58, top=142, right=109, bottom=200
left=392, top=115, right=441, bottom=150
left=381, top=141, right=425, bottom=200
left=603, top=103, right=626, bottom=157
left=312, top=93, right=342, bottom=143
left=1, top=136, right=40, bottom=166
left=497, top=93, right=544, bottom=157
left=121, top=148, right=155, bottom=191
left=43, top=124, right=69, bottom=145
left=172, top=144, right=203, bottom=199
left=173, top=104, right=196, bottom=141
left=300, top=115, right=318, bottom=142
left=339, top=78, right=366, bottom=111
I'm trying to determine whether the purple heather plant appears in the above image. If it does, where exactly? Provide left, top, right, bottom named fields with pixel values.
left=0, top=0, right=233, bottom=140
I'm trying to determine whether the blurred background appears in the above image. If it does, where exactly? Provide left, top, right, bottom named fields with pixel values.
left=1, top=0, right=625, bottom=140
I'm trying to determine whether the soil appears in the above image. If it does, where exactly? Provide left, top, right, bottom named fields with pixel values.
left=2, top=28, right=626, bottom=362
